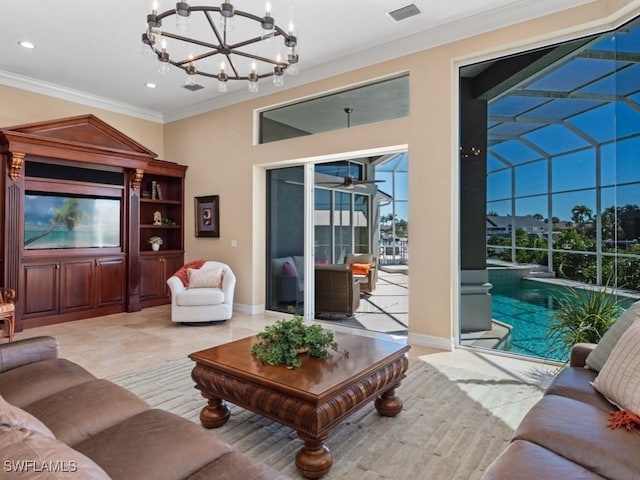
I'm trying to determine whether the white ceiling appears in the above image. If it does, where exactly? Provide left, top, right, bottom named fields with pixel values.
left=0, top=0, right=595, bottom=123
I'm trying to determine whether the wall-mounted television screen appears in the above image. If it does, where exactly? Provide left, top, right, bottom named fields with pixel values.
left=24, top=193, right=121, bottom=250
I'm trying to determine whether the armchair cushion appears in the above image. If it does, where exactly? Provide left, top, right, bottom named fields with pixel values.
left=188, top=267, right=224, bottom=289
left=176, top=288, right=225, bottom=307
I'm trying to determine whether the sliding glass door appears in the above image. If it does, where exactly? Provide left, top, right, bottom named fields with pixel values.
left=266, top=167, right=304, bottom=314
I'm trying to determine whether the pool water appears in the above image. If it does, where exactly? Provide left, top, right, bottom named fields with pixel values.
left=490, top=280, right=634, bottom=362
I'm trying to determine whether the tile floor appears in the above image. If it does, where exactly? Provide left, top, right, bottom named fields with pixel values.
left=11, top=304, right=558, bottom=389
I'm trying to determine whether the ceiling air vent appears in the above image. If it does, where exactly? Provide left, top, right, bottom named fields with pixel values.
left=183, top=84, right=204, bottom=92
left=388, top=4, right=421, bottom=22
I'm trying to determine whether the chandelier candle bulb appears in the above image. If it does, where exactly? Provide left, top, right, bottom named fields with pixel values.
left=176, top=1, right=191, bottom=31
left=248, top=63, right=259, bottom=92
left=218, top=62, right=228, bottom=92
left=262, top=2, right=274, bottom=30
left=142, top=1, right=299, bottom=91
left=158, top=40, right=170, bottom=74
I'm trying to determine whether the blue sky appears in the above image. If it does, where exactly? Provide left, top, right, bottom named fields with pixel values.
left=485, top=20, right=640, bottom=224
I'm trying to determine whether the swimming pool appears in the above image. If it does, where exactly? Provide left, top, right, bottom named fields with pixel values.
left=490, top=279, right=635, bottom=362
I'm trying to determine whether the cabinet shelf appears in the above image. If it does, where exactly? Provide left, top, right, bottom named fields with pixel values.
left=140, top=249, right=184, bottom=256
left=139, top=161, right=186, bottom=309
left=140, top=224, right=181, bottom=229
left=141, top=198, right=181, bottom=205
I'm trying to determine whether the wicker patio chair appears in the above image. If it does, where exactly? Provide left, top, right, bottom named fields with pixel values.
left=314, top=264, right=360, bottom=317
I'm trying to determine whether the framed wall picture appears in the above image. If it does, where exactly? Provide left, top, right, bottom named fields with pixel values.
left=195, top=195, right=219, bottom=237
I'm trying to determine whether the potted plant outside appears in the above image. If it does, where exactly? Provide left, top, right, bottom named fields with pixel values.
left=148, top=236, right=163, bottom=251
left=546, top=283, right=624, bottom=360
left=251, top=312, right=348, bottom=369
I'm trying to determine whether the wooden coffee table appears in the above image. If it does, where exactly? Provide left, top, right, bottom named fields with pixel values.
left=189, top=332, right=410, bottom=479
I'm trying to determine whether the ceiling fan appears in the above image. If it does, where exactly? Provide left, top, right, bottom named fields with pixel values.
left=316, top=108, right=386, bottom=189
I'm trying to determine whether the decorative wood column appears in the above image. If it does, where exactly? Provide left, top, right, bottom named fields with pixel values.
left=127, top=169, right=143, bottom=312
left=3, top=152, right=26, bottom=332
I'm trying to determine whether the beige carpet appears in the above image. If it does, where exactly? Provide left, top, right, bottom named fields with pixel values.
left=110, top=356, right=545, bottom=479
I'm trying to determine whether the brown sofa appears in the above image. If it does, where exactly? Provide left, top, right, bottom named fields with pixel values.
left=0, top=336, right=289, bottom=480
left=481, top=342, right=640, bottom=480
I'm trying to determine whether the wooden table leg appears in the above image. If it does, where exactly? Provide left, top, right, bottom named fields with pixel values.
left=374, top=383, right=403, bottom=417
left=199, top=391, right=230, bottom=428
left=295, top=431, right=333, bottom=479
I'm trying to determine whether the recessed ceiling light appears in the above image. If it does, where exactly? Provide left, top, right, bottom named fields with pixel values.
left=18, top=41, right=36, bottom=49
left=145, top=82, right=157, bottom=89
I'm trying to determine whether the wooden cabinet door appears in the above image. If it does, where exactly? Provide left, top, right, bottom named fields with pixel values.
left=96, top=257, right=126, bottom=306
left=162, top=254, right=184, bottom=296
left=140, top=256, right=165, bottom=300
left=60, top=259, right=95, bottom=313
left=22, top=262, right=59, bottom=318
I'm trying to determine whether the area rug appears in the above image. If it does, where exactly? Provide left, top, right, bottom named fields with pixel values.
left=110, top=356, right=544, bottom=479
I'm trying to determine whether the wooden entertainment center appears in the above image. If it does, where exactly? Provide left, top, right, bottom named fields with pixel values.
left=0, top=115, right=186, bottom=331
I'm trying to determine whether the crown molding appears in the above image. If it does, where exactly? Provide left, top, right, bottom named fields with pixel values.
left=0, top=0, right=607, bottom=125
left=0, top=69, right=164, bottom=124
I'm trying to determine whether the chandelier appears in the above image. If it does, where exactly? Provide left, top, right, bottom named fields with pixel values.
left=142, top=1, right=299, bottom=93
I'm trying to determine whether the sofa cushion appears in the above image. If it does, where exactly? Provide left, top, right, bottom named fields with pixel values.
left=0, top=395, right=54, bottom=438
left=75, top=409, right=232, bottom=480
left=586, top=301, right=640, bottom=371
left=514, top=395, right=640, bottom=480
left=0, top=359, right=95, bottom=408
left=592, top=319, right=640, bottom=416
left=186, top=450, right=290, bottom=480
left=188, top=267, right=224, bottom=289
left=24, top=379, right=149, bottom=446
left=176, top=288, right=225, bottom=306
left=481, top=440, right=606, bottom=480
left=0, top=426, right=110, bottom=479
left=545, top=367, right=615, bottom=411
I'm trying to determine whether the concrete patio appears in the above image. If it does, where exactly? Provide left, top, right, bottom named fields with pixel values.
left=317, top=267, right=409, bottom=335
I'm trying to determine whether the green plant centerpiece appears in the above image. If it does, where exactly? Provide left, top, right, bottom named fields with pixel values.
left=251, top=312, right=348, bottom=369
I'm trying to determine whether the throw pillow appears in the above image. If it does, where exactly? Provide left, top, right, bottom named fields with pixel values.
left=351, top=263, right=371, bottom=276
left=188, top=267, right=225, bottom=288
left=586, top=301, right=640, bottom=371
left=281, top=261, right=297, bottom=277
left=0, top=395, right=54, bottom=438
left=592, top=319, right=640, bottom=417
left=172, top=260, right=207, bottom=286
left=314, top=259, right=329, bottom=265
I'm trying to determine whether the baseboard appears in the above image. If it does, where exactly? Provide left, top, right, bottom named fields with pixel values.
left=233, top=303, right=264, bottom=315
left=408, top=332, right=455, bottom=352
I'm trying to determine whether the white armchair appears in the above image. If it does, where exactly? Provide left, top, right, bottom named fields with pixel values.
left=166, top=261, right=235, bottom=323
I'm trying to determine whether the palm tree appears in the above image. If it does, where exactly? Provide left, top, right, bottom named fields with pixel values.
left=571, top=205, right=594, bottom=235
left=25, top=199, right=89, bottom=246
left=571, top=205, right=593, bottom=225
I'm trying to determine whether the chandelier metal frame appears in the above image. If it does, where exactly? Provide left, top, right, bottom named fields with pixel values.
left=142, top=2, right=298, bottom=85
